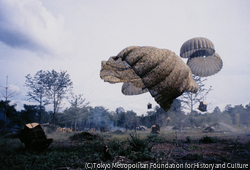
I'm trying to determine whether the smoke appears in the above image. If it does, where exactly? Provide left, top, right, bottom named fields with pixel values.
left=88, top=106, right=124, bottom=131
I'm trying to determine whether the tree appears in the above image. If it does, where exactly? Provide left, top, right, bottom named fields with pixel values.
left=1, top=76, right=20, bottom=121
left=179, top=75, right=212, bottom=114
left=212, top=106, right=221, bottom=114
left=46, top=70, right=73, bottom=125
left=117, top=111, right=126, bottom=128
left=25, top=70, right=50, bottom=123
left=88, top=106, right=112, bottom=130
left=25, top=70, right=72, bottom=125
left=21, top=105, right=40, bottom=124
left=0, top=100, right=21, bottom=135
left=124, top=110, right=138, bottom=131
left=67, top=93, right=88, bottom=131
left=153, top=105, right=166, bottom=125
left=243, top=103, right=250, bottom=126
left=225, top=104, right=245, bottom=126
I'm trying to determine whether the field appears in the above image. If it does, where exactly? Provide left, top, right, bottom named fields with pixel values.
left=0, top=127, right=250, bottom=170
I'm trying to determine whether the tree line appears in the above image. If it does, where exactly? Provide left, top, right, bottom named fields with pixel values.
left=1, top=98, right=250, bottom=136
left=0, top=69, right=250, bottom=136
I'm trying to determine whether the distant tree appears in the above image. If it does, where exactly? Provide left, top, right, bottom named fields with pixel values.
left=153, top=105, right=166, bottom=126
left=117, top=111, right=126, bottom=128
left=124, top=110, right=139, bottom=131
left=167, top=106, right=186, bottom=128
left=224, top=104, right=235, bottom=125
left=66, top=92, right=88, bottom=130
left=245, top=103, right=250, bottom=111
left=25, top=70, right=50, bottom=123
left=0, top=100, right=20, bottom=136
left=67, top=92, right=88, bottom=131
left=57, top=110, right=72, bottom=128
left=1, top=76, right=20, bottom=102
left=21, top=105, right=40, bottom=124
left=179, top=75, right=212, bottom=114
left=243, top=103, right=250, bottom=126
left=46, top=70, right=73, bottom=125
left=81, top=107, right=91, bottom=129
left=139, top=114, right=151, bottom=128
left=115, top=107, right=126, bottom=128
left=144, top=99, right=182, bottom=127
left=115, top=107, right=125, bottom=114
left=1, top=76, right=20, bottom=121
left=227, top=104, right=245, bottom=126
left=169, top=99, right=182, bottom=112
left=145, top=110, right=156, bottom=126
left=212, top=106, right=221, bottom=114
left=87, top=106, right=112, bottom=130
left=20, top=105, right=49, bottom=125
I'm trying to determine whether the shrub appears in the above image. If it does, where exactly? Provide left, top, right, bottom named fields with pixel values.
left=128, top=133, right=151, bottom=152
left=108, top=138, right=126, bottom=156
left=146, top=134, right=166, bottom=143
left=185, top=136, right=191, bottom=143
left=126, top=133, right=155, bottom=161
left=69, top=132, right=103, bottom=141
left=199, top=136, right=218, bottom=144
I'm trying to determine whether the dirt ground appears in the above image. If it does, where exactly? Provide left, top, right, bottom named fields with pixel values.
left=151, top=141, right=250, bottom=164
left=107, top=127, right=250, bottom=164
left=1, top=126, right=249, bottom=169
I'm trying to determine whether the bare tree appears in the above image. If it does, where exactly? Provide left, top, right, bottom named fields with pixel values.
left=67, top=92, right=88, bottom=131
left=0, top=76, right=20, bottom=119
left=1, top=76, right=20, bottom=102
left=178, top=75, right=212, bottom=114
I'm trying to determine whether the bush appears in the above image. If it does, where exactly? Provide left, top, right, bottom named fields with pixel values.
left=199, top=136, right=218, bottom=144
left=146, top=134, right=167, bottom=143
left=185, top=136, right=191, bottom=143
left=128, top=133, right=152, bottom=152
left=69, top=132, right=103, bottom=141
left=126, top=133, right=155, bottom=161
left=108, top=138, right=127, bottom=156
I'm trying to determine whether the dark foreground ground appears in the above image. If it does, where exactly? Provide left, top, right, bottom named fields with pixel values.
left=0, top=128, right=250, bottom=170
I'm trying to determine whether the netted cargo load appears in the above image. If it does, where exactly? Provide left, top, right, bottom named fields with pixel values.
left=19, top=123, right=53, bottom=151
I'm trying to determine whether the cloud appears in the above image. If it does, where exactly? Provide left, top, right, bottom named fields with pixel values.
left=0, top=0, right=71, bottom=55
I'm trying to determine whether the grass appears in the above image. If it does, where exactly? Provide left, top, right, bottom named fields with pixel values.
left=183, top=144, right=200, bottom=151
left=0, top=127, right=250, bottom=169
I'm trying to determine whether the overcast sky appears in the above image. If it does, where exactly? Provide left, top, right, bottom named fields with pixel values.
left=0, top=0, right=249, bottom=115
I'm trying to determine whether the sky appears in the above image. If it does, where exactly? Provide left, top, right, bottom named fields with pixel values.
left=0, top=0, right=249, bottom=115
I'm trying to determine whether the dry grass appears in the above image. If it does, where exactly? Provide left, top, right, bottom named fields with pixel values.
left=0, top=127, right=250, bottom=169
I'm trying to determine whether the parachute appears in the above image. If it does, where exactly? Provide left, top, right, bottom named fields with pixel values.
left=122, top=82, right=148, bottom=95
left=100, top=46, right=198, bottom=111
left=180, top=37, right=223, bottom=77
